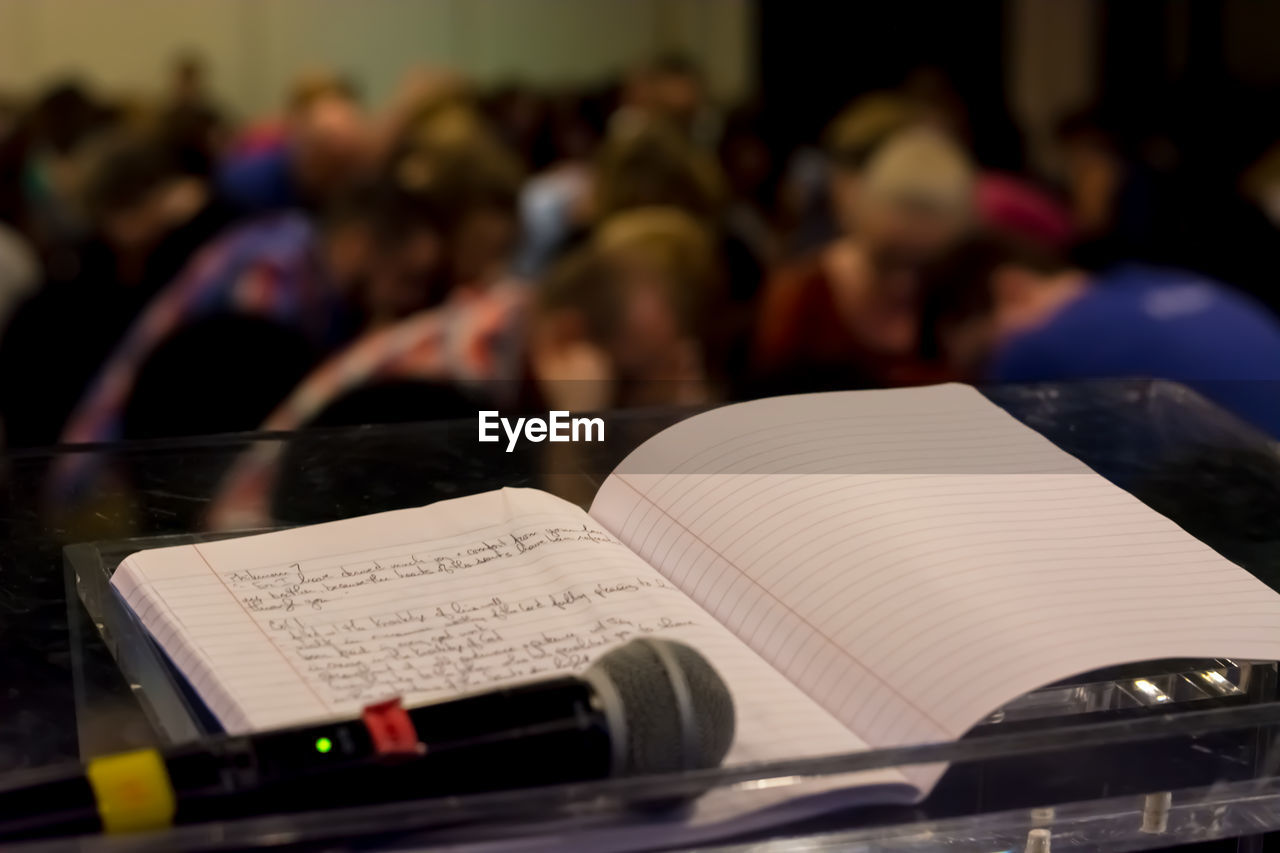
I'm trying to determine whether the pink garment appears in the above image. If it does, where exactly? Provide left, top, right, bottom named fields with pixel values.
left=206, top=281, right=530, bottom=530
left=976, top=172, right=1073, bottom=251
left=228, top=120, right=289, bottom=157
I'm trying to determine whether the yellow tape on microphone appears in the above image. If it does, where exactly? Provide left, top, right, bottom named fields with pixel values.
left=86, top=749, right=176, bottom=833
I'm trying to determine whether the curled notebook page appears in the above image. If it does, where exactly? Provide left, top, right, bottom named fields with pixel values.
left=591, top=384, right=1280, bottom=780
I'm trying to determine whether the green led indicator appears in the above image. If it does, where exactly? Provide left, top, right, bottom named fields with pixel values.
left=315, top=736, right=333, bottom=754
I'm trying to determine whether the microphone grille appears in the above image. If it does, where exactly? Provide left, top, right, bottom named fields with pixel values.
left=587, top=638, right=735, bottom=776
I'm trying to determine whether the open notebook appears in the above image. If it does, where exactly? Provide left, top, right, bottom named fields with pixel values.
left=111, top=384, right=1280, bottom=847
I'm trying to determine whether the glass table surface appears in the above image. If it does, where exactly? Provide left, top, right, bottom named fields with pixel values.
left=2, top=380, right=1280, bottom=851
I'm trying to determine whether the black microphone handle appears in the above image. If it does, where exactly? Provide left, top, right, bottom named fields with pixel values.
left=178, top=675, right=614, bottom=820
left=0, top=676, right=613, bottom=840
left=0, top=763, right=101, bottom=840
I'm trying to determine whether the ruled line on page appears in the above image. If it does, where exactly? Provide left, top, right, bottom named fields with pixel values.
left=119, top=549, right=334, bottom=730
left=115, top=565, right=256, bottom=729
left=589, top=385, right=1280, bottom=757
left=194, top=542, right=336, bottom=715
left=614, top=468, right=1223, bottom=742
left=609, top=474, right=954, bottom=740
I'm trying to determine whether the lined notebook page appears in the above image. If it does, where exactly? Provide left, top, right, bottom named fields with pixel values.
left=590, top=384, right=1280, bottom=784
left=113, top=487, right=894, bottom=779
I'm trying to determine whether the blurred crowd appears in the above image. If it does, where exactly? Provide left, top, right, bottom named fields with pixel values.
left=3, top=49, right=1280, bottom=473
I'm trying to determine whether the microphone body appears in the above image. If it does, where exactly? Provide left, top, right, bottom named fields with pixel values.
left=0, top=638, right=734, bottom=840
left=188, top=675, right=613, bottom=818
left=0, top=677, right=609, bottom=839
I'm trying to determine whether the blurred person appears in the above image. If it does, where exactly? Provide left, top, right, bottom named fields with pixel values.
left=647, top=54, right=705, bottom=137
left=617, top=54, right=714, bottom=148
left=168, top=50, right=214, bottom=110
left=1242, top=142, right=1280, bottom=228
left=441, top=167, right=520, bottom=292
left=26, top=80, right=114, bottom=157
left=158, top=50, right=227, bottom=177
left=777, top=92, right=926, bottom=258
left=225, top=72, right=346, bottom=158
left=8, top=81, right=117, bottom=257
left=390, top=105, right=525, bottom=296
left=217, top=76, right=374, bottom=215
left=388, top=155, right=522, bottom=314
left=545, top=89, right=611, bottom=164
left=752, top=125, right=974, bottom=392
left=206, top=205, right=720, bottom=528
left=590, top=118, right=763, bottom=377
left=516, top=113, right=732, bottom=280
left=593, top=118, right=764, bottom=304
left=973, top=171, right=1072, bottom=254
left=0, top=92, right=20, bottom=140
left=781, top=89, right=1069, bottom=260
left=253, top=204, right=717, bottom=436
left=78, top=134, right=234, bottom=293
left=0, top=92, right=24, bottom=228
left=205, top=276, right=528, bottom=529
left=1054, top=109, right=1161, bottom=269
left=1056, top=109, right=1280, bottom=314
left=375, top=66, right=471, bottom=147
left=0, top=135, right=233, bottom=446
left=900, top=65, right=1024, bottom=170
left=900, top=67, right=971, bottom=148
left=919, top=232, right=1280, bottom=438
left=511, top=91, right=609, bottom=279
left=533, top=207, right=719, bottom=411
left=593, top=117, right=726, bottom=222
left=0, top=222, right=38, bottom=336
left=483, top=83, right=551, bottom=171
left=718, top=103, right=784, bottom=298
left=58, top=180, right=446, bottom=447
left=395, top=94, right=493, bottom=159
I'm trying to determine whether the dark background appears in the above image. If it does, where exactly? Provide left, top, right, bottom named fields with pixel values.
left=760, top=0, right=1280, bottom=179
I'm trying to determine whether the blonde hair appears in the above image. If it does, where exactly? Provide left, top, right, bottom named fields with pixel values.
left=859, top=125, right=974, bottom=218
left=405, top=97, right=490, bottom=153
left=593, top=206, right=718, bottom=334
left=824, top=92, right=925, bottom=168
left=539, top=206, right=719, bottom=342
left=593, top=119, right=725, bottom=221
left=391, top=101, right=525, bottom=226
left=286, top=69, right=359, bottom=113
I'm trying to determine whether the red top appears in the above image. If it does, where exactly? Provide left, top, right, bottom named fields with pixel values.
left=753, top=249, right=952, bottom=389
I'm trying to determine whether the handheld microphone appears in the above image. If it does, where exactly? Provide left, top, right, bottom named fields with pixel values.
left=0, top=638, right=734, bottom=840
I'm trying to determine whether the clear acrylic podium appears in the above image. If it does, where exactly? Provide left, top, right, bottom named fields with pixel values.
left=57, top=543, right=1280, bottom=853
left=37, top=380, right=1280, bottom=850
